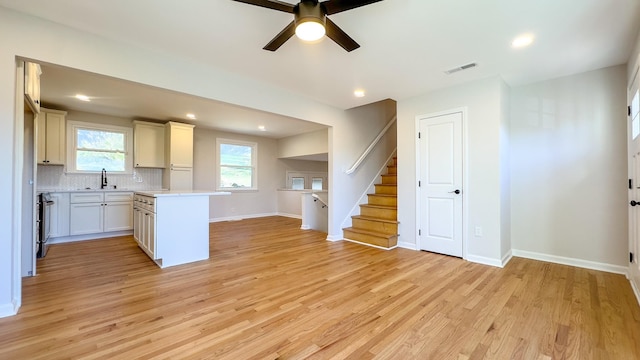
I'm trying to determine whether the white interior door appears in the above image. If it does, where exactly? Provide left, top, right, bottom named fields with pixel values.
left=628, top=66, right=640, bottom=291
left=418, top=111, right=463, bottom=257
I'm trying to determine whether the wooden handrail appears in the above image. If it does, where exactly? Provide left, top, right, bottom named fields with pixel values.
left=345, top=115, right=397, bottom=175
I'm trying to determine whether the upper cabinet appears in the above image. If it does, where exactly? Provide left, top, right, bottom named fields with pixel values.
left=133, top=121, right=165, bottom=168
left=165, top=121, right=194, bottom=168
left=24, top=62, right=41, bottom=113
left=37, top=108, right=66, bottom=165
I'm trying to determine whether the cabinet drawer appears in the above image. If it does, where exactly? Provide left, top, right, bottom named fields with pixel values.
left=70, top=192, right=104, bottom=203
left=105, top=192, right=133, bottom=202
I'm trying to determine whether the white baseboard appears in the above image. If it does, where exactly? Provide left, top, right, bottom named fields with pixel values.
left=501, top=250, right=513, bottom=267
left=511, top=249, right=627, bottom=275
left=466, top=254, right=504, bottom=268
left=49, top=230, right=133, bottom=244
left=326, top=233, right=343, bottom=242
left=209, top=212, right=282, bottom=223
left=343, top=238, right=398, bottom=251
left=630, top=276, right=640, bottom=307
left=300, top=225, right=311, bottom=230
left=398, top=241, right=418, bottom=250
left=277, top=212, right=302, bottom=219
left=0, top=299, right=19, bottom=318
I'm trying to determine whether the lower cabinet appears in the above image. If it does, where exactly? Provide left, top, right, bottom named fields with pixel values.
left=49, top=192, right=70, bottom=238
left=133, top=195, right=156, bottom=259
left=69, top=192, right=133, bottom=236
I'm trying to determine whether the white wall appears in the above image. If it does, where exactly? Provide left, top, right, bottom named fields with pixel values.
left=397, top=76, right=508, bottom=265
left=278, top=129, right=328, bottom=159
left=0, top=7, right=382, bottom=317
left=193, top=128, right=280, bottom=220
left=510, top=65, right=628, bottom=269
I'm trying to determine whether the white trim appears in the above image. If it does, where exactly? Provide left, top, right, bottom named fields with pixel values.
left=501, top=249, right=513, bottom=267
left=398, top=241, right=418, bottom=250
left=66, top=120, right=134, bottom=174
left=277, top=212, right=302, bottom=220
left=512, top=249, right=628, bottom=275
left=209, top=212, right=281, bottom=223
left=0, top=299, right=19, bottom=318
left=629, top=276, right=640, bottom=307
left=300, top=225, right=311, bottom=230
left=48, top=230, right=133, bottom=244
left=415, top=107, right=468, bottom=258
left=343, top=238, right=398, bottom=251
left=466, top=254, right=504, bottom=268
left=326, top=233, right=343, bottom=242
left=216, top=138, right=258, bottom=191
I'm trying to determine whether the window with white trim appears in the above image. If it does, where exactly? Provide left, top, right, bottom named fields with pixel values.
left=217, top=138, right=257, bottom=190
left=66, top=121, right=133, bottom=173
left=286, top=171, right=328, bottom=190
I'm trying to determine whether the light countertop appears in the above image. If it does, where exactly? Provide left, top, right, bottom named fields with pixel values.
left=134, top=190, right=232, bottom=197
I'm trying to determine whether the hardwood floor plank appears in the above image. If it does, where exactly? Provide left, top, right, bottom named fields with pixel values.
left=1, top=216, right=639, bottom=359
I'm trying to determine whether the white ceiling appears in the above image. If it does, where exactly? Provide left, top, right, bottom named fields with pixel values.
left=3, top=0, right=640, bottom=137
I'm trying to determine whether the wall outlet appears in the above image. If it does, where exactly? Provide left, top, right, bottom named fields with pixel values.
left=474, top=226, right=483, bottom=237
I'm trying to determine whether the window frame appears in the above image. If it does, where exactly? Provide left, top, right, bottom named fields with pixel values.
left=286, top=171, right=328, bottom=190
left=66, top=120, right=133, bottom=174
left=216, top=138, right=258, bottom=191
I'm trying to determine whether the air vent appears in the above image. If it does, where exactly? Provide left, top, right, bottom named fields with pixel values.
left=444, top=62, right=478, bottom=75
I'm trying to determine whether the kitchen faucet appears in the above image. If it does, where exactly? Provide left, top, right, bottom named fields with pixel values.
left=101, top=168, right=108, bottom=189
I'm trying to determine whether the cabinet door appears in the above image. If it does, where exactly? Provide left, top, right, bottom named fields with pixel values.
left=169, top=125, right=193, bottom=167
left=36, top=114, right=46, bottom=164
left=146, top=212, right=156, bottom=259
left=69, top=203, right=103, bottom=235
left=24, top=62, right=41, bottom=113
left=133, top=208, right=141, bottom=243
left=169, top=167, right=193, bottom=191
left=44, top=112, right=66, bottom=165
left=104, top=201, right=133, bottom=232
left=134, top=123, right=165, bottom=168
left=49, top=193, right=70, bottom=238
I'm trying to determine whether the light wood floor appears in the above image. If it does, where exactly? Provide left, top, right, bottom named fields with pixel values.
left=1, top=216, right=639, bottom=359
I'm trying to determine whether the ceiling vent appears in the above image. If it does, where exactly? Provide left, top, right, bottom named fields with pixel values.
left=444, top=62, right=478, bottom=75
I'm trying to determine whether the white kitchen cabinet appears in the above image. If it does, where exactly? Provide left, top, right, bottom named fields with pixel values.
left=133, top=121, right=165, bottom=168
left=163, top=122, right=194, bottom=191
left=69, top=191, right=133, bottom=235
left=133, top=194, right=157, bottom=259
left=37, top=108, right=66, bottom=165
left=24, top=61, right=41, bottom=113
left=49, top=192, right=70, bottom=238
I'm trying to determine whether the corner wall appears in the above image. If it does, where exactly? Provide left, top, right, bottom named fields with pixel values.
left=397, top=76, right=508, bottom=265
left=509, top=65, right=628, bottom=271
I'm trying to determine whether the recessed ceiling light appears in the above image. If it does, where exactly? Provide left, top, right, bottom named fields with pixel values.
left=512, top=34, right=534, bottom=48
left=258, top=125, right=266, bottom=131
left=354, top=89, right=365, bottom=98
left=186, top=113, right=196, bottom=119
left=75, top=94, right=90, bottom=102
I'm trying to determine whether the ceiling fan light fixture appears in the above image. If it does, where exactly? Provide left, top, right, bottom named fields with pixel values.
left=295, top=20, right=325, bottom=42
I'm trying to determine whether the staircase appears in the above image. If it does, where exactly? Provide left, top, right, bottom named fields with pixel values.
left=343, top=157, right=398, bottom=249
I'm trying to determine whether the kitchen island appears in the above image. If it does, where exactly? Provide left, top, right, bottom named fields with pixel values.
left=133, top=190, right=230, bottom=268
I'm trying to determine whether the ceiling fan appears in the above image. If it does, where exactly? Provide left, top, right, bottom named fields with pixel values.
left=232, top=0, right=383, bottom=52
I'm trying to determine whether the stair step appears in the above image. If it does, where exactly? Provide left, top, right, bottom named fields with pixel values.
left=374, top=184, right=397, bottom=195
left=343, top=227, right=398, bottom=249
left=381, top=174, right=397, bottom=184
left=351, top=215, right=398, bottom=235
left=367, top=194, right=397, bottom=206
left=387, top=165, right=397, bottom=175
left=360, top=204, right=397, bottom=220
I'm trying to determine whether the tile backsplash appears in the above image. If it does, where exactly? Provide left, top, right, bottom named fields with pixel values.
left=37, top=166, right=163, bottom=191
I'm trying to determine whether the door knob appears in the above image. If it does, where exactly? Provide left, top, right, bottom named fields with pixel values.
left=449, top=189, right=461, bottom=194
left=631, top=200, right=639, bottom=206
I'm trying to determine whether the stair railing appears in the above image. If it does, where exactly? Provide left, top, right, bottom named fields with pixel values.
left=312, top=193, right=328, bottom=208
left=345, top=115, right=397, bottom=175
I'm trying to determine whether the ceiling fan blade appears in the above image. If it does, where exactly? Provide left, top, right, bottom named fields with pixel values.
left=232, top=0, right=295, bottom=13
left=321, top=0, right=383, bottom=15
left=325, top=17, right=359, bottom=52
left=263, top=21, right=296, bottom=51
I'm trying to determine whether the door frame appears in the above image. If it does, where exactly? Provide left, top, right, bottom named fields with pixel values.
left=628, top=61, right=640, bottom=302
left=415, top=107, right=469, bottom=259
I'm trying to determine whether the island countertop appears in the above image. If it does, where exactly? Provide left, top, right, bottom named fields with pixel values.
left=134, top=190, right=232, bottom=197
